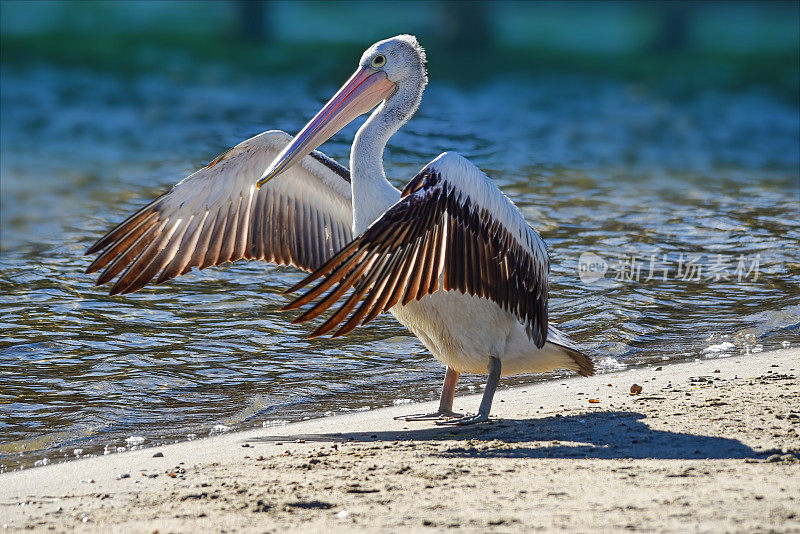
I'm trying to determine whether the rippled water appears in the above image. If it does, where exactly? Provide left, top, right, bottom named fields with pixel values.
left=1, top=64, right=798, bottom=469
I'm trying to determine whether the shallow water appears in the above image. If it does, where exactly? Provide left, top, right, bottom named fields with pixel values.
left=1, top=64, right=798, bottom=469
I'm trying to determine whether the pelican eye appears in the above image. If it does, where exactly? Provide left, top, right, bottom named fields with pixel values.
left=371, top=54, right=386, bottom=68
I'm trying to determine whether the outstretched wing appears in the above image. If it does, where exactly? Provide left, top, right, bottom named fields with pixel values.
left=283, top=152, right=550, bottom=347
left=85, top=130, right=353, bottom=295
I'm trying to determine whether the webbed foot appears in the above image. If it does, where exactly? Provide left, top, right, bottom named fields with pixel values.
left=434, top=412, right=491, bottom=426
left=394, top=408, right=464, bottom=421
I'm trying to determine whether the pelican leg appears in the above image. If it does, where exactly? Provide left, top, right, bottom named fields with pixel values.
left=395, top=366, right=463, bottom=421
left=436, top=356, right=501, bottom=426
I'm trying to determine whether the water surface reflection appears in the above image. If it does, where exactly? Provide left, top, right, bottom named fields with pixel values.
left=1, top=65, right=798, bottom=469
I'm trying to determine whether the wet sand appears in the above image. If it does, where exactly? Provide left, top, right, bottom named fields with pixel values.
left=2, top=348, right=798, bottom=533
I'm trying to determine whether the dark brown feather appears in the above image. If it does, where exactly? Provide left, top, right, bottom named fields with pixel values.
left=283, top=249, right=367, bottom=311
left=218, top=196, right=241, bottom=265
left=85, top=202, right=161, bottom=256
left=190, top=208, right=219, bottom=270
left=332, top=252, right=394, bottom=336
left=156, top=213, right=205, bottom=284
left=85, top=212, right=158, bottom=274
left=233, top=192, right=253, bottom=260
left=96, top=220, right=167, bottom=286
left=202, top=203, right=230, bottom=269
left=363, top=244, right=414, bottom=321
left=309, top=255, right=384, bottom=337
left=299, top=255, right=376, bottom=329
left=360, top=247, right=409, bottom=323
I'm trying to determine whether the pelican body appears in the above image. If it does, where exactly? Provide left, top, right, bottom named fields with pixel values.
left=86, top=35, right=593, bottom=425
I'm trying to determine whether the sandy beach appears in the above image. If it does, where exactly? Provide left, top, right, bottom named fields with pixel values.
left=1, top=347, right=798, bottom=533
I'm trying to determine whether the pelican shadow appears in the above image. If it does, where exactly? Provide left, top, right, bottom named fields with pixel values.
left=248, top=411, right=784, bottom=460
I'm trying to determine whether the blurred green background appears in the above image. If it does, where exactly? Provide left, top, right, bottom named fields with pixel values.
left=2, top=0, right=798, bottom=95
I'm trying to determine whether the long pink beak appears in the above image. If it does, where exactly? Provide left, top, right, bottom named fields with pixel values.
left=257, top=67, right=396, bottom=187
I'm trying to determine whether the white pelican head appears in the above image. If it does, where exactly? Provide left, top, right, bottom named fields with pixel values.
left=360, top=34, right=427, bottom=86
left=257, top=35, right=427, bottom=187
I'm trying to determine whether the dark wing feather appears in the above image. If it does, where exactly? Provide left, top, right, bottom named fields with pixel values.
left=85, top=131, right=353, bottom=295
left=283, top=152, right=550, bottom=347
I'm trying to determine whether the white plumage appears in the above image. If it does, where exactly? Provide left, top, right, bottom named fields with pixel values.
left=87, top=35, right=593, bottom=424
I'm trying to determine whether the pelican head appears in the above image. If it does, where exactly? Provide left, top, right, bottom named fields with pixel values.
left=257, top=35, right=427, bottom=187
left=359, top=34, right=427, bottom=88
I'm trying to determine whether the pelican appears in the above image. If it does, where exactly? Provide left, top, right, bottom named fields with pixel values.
left=85, top=35, right=594, bottom=425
